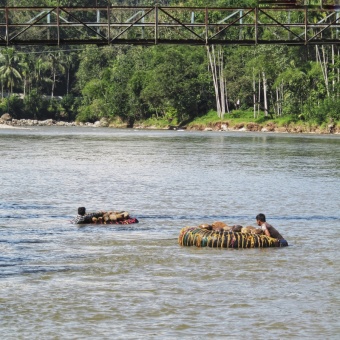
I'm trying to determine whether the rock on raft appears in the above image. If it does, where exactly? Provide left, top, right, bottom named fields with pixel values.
left=92, top=211, right=139, bottom=224
left=178, top=226, right=287, bottom=249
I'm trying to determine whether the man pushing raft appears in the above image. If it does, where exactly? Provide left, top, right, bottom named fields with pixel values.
left=179, top=213, right=288, bottom=249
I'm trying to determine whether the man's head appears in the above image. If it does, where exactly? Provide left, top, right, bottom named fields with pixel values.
left=256, top=213, right=266, bottom=225
left=78, top=207, right=86, bottom=216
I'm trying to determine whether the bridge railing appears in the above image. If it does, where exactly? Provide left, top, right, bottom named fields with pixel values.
left=0, top=5, right=340, bottom=46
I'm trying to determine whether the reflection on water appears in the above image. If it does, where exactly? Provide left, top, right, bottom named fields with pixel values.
left=0, top=127, right=339, bottom=338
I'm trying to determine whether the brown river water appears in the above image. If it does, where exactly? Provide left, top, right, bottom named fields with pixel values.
left=0, top=127, right=339, bottom=339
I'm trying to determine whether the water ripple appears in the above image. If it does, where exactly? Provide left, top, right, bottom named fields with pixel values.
left=0, top=127, right=339, bottom=339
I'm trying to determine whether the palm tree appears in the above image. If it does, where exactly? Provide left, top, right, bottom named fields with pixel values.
left=61, top=51, right=77, bottom=95
left=46, top=52, right=66, bottom=98
left=32, top=56, right=51, bottom=94
left=18, top=53, right=34, bottom=97
left=0, top=48, right=22, bottom=95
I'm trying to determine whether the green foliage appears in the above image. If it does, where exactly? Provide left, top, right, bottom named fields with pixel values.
left=273, top=115, right=296, bottom=127
left=229, top=110, right=254, bottom=120
left=77, top=104, right=101, bottom=123
left=139, top=116, right=173, bottom=128
left=0, top=96, right=24, bottom=119
left=23, top=91, right=49, bottom=120
left=303, top=97, right=340, bottom=124
left=138, top=45, right=213, bottom=122
left=0, top=48, right=22, bottom=94
left=60, top=94, right=78, bottom=121
left=189, top=109, right=222, bottom=125
left=76, top=44, right=213, bottom=125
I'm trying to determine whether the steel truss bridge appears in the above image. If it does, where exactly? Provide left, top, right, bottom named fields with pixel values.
left=1, top=5, right=340, bottom=47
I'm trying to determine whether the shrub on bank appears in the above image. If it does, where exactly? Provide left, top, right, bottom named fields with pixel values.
left=0, top=94, right=79, bottom=122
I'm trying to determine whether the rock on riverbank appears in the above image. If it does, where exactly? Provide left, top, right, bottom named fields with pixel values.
left=0, top=114, right=109, bottom=128
left=186, top=121, right=339, bottom=134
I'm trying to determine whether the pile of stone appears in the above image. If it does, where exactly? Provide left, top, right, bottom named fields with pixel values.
left=198, top=221, right=263, bottom=234
left=0, top=114, right=109, bottom=128
left=92, top=211, right=130, bottom=224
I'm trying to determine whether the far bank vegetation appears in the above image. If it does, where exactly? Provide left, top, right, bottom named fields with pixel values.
left=0, top=0, right=339, bottom=133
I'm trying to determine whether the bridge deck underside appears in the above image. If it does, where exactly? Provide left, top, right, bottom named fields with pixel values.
left=1, top=6, right=340, bottom=46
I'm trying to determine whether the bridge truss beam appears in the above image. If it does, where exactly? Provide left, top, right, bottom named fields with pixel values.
left=1, top=5, right=340, bottom=46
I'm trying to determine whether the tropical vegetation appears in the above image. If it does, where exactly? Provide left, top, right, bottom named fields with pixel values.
left=0, top=0, right=339, bottom=130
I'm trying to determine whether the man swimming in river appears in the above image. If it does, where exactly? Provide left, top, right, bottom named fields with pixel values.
left=71, top=207, right=104, bottom=224
left=256, top=213, right=288, bottom=246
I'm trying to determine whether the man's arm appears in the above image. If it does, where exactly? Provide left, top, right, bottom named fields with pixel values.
left=263, top=229, right=271, bottom=237
left=261, top=224, right=271, bottom=237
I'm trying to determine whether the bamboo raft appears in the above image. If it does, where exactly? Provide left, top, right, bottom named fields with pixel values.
left=178, top=226, right=288, bottom=249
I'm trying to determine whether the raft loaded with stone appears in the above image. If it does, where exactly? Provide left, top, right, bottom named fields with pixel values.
left=75, top=210, right=139, bottom=225
left=93, top=211, right=138, bottom=224
left=178, top=222, right=288, bottom=249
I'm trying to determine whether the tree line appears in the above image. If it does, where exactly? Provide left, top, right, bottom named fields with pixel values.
left=1, top=0, right=340, bottom=127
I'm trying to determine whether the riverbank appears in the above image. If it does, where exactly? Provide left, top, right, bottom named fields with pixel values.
left=133, top=117, right=339, bottom=134
left=185, top=120, right=339, bottom=134
left=1, top=116, right=339, bottom=134
left=0, top=118, right=100, bottom=129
